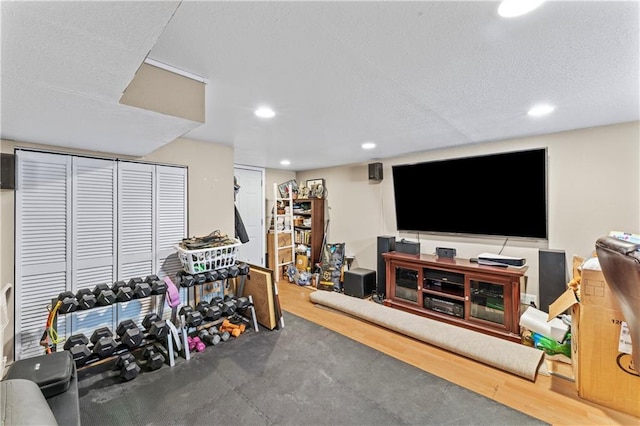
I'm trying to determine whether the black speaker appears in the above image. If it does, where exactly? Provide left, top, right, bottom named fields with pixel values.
left=343, top=268, right=376, bottom=298
left=0, top=153, right=15, bottom=190
left=539, top=249, right=567, bottom=313
left=377, top=236, right=396, bottom=296
left=368, top=162, right=383, bottom=181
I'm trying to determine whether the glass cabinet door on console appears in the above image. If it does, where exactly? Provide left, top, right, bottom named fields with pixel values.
left=393, top=265, right=419, bottom=303
left=467, top=276, right=512, bottom=331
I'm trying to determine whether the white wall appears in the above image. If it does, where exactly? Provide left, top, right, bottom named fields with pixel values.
left=297, top=121, right=640, bottom=302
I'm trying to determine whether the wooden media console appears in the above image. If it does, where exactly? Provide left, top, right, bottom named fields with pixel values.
left=383, top=252, right=528, bottom=342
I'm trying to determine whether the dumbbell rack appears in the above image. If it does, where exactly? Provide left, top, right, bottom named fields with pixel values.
left=72, top=330, right=176, bottom=381
left=48, top=278, right=176, bottom=373
left=174, top=264, right=259, bottom=361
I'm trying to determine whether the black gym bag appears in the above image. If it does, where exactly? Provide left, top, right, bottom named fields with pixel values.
left=5, top=350, right=75, bottom=398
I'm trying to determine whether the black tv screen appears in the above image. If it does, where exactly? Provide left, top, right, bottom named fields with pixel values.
left=392, top=148, right=547, bottom=239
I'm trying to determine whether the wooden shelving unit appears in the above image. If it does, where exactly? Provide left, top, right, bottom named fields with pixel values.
left=292, top=198, right=325, bottom=268
left=270, top=183, right=295, bottom=282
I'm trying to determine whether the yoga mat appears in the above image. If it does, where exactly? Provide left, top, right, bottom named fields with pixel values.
left=310, top=291, right=546, bottom=381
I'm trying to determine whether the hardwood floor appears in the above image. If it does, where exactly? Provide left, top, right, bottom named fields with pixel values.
left=276, top=281, right=640, bottom=426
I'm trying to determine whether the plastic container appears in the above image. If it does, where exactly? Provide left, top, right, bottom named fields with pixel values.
left=176, top=240, right=241, bottom=274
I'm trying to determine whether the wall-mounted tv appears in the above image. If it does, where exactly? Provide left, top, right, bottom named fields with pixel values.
left=391, top=148, right=547, bottom=239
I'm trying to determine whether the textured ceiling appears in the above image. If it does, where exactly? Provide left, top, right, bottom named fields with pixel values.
left=2, top=1, right=639, bottom=171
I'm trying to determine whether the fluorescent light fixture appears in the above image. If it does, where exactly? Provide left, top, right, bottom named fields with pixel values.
left=528, top=104, right=556, bottom=117
left=498, top=0, right=545, bottom=18
left=255, top=107, right=276, bottom=118
left=361, top=142, right=376, bottom=150
left=280, top=159, right=291, bottom=166
left=143, top=57, right=206, bottom=83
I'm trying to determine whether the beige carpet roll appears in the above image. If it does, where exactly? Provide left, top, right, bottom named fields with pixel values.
left=309, top=291, right=545, bottom=381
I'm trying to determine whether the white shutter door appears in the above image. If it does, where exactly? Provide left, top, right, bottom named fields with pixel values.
left=15, top=150, right=71, bottom=360
left=155, top=165, right=188, bottom=319
left=71, top=157, right=117, bottom=337
left=117, top=161, right=154, bottom=326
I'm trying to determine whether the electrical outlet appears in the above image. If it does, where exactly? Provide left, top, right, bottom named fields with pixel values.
left=521, top=293, right=537, bottom=306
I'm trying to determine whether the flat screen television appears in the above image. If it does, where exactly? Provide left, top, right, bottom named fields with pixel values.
left=391, top=148, right=547, bottom=239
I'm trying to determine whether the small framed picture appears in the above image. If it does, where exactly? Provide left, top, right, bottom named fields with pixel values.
left=278, top=179, right=298, bottom=198
left=305, top=178, right=324, bottom=189
left=306, top=178, right=325, bottom=198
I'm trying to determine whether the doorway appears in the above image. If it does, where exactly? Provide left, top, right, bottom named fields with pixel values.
left=233, top=165, right=265, bottom=266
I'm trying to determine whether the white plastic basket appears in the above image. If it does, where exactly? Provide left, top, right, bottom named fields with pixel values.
left=176, top=240, right=242, bottom=274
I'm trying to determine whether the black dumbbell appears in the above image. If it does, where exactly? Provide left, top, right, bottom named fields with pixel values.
left=115, top=352, right=140, bottom=381
left=144, top=275, right=160, bottom=284
left=152, top=341, right=176, bottom=363
left=234, top=296, right=250, bottom=310
left=111, top=281, right=134, bottom=302
left=127, top=277, right=143, bottom=288
left=214, top=327, right=231, bottom=342
left=116, top=319, right=143, bottom=349
left=196, top=301, right=222, bottom=321
left=224, top=266, right=239, bottom=291
left=238, top=263, right=249, bottom=275
left=140, top=345, right=165, bottom=371
left=91, top=327, right=118, bottom=358
left=93, top=283, right=116, bottom=306
left=194, top=273, right=207, bottom=285
left=90, top=327, right=113, bottom=344
left=133, top=282, right=152, bottom=299
left=205, top=270, right=219, bottom=282
left=142, top=313, right=168, bottom=340
left=57, top=291, right=79, bottom=314
left=198, top=328, right=221, bottom=346
left=220, top=296, right=237, bottom=317
left=176, top=271, right=195, bottom=288
left=217, top=268, right=229, bottom=283
left=112, top=280, right=128, bottom=291
left=227, top=265, right=239, bottom=279
left=179, top=306, right=203, bottom=327
left=150, top=280, right=167, bottom=295
left=75, top=288, right=97, bottom=310
left=64, top=334, right=92, bottom=364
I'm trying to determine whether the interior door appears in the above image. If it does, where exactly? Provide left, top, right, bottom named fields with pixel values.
left=233, top=166, right=265, bottom=266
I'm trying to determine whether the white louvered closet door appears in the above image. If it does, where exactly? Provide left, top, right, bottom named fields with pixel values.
left=117, top=161, right=155, bottom=326
left=15, top=151, right=72, bottom=360
left=71, top=157, right=117, bottom=338
left=15, top=152, right=187, bottom=359
left=155, top=165, right=188, bottom=319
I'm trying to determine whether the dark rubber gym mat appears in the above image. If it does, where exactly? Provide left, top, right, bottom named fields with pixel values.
left=78, top=312, right=548, bottom=425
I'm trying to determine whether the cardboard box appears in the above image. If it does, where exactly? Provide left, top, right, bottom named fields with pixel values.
left=549, top=257, right=640, bottom=417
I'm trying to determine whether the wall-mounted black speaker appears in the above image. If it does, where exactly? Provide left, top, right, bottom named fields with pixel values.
left=1, top=153, right=16, bottom=190
left=368, top=162, right=383, bottom=181
left=539, top=249, right=567, bottom=313
left=377, top=235, right=396, bottom=296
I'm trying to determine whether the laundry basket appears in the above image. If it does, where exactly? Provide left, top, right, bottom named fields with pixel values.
left=176, top=240, right=242, bottom=274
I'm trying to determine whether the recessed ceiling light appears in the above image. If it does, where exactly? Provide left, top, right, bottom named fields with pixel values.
left=280, top=159, right=290, bottom=166
left=361, top=142, right=376, bottom=150
left=498, top=0, right=545, bottom=18
left=255, top=107, right=275, bottom=118
left=528, top=104, right=556, bottom=117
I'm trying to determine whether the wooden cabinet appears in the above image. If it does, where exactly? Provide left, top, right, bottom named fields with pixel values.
left=292, top=198, right=325, bottom=267
left=383, top=252, right=527, bottom=342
